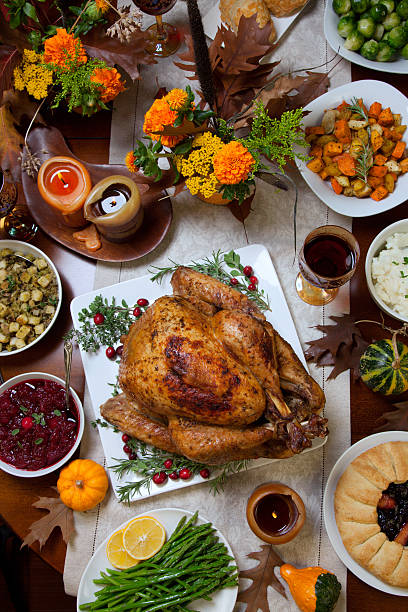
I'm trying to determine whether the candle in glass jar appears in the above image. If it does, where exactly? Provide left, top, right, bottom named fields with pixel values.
left=83, top=175, right=144, bottom=243
left=37, top=156, right=92, bottom=227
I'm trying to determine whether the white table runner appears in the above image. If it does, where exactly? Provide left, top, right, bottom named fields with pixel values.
left=64, top=1, right=352, bottom=609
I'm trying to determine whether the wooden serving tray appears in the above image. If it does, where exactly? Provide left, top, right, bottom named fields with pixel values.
left=22, top=126, right=173, bottom=262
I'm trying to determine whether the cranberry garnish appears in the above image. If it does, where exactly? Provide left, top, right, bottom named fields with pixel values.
left=243, top=265, right=253, bottom=277
left=21, top=416, right=33, bottom=430
left=179, top=468, right=192, bottom=480
left=122, top=433, right=129, bottom=443
left=249, top=275, right=258, bottom=285
left=133, top=307, right=142, bottom=317
left=395, top=522, right=408, bottom=545
left=137, top=298, right=149, bottom=307
left=129, top=453, right=137, bottom=460
left=248, top=283, right=256, bottom=291
left=116, top=345, right=124, bottom=356
left=169, top=471, right=179, bottom=480
left=93, top=313, right=105, bottom=325
left=106, top=346, right=116, bottom=359
left=153, top=471, right=167, bottom=485
left=230, top=278, right=238, bottom=286
left=123, top=444, right=131, bottom=454
left=378, top=494, right=396, bottom=510
left=164, top=459, right=173, bottom=469
left=200, top=468, right=210, bottom=479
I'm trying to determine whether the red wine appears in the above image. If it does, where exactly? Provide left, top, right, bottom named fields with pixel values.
left=304, top=235, right=355, bottom=278
left=134, top=0, right=176, bottom=15
left=254, top=494, right=296, bottom=535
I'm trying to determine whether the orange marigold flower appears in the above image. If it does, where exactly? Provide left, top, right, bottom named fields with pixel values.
left=90, top=67, right=125, bottom=103
left=125, top=151, right=138, bottom=174
left=165, top=88, right=188, bottom=110
left=43, top=28, right=87, bottom=69
left=95, top=0, right=109, bottom=13
left=213, top=141, right=255, bottom=185
left=143, top=97, right=183, bottom=148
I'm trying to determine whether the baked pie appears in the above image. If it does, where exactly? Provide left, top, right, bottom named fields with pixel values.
left=334, top=441, right=408, bottom=588
left=263, top=0, right=309, bottom=18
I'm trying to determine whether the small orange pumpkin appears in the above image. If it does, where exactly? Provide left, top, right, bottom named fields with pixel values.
left=57, top=459, right=109, bottom=511
left=280, top=563, right=341, bottom=612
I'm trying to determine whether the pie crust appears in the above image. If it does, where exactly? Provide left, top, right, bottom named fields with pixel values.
left=334, top=441, right=408, bottom=588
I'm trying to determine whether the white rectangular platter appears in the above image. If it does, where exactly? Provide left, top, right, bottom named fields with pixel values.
left=203, top=0, right=310, bottom=46
left=71, top=243, right=326, bottom=502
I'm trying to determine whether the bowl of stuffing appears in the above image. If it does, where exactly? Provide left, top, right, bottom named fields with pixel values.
left=366, top=219, right=408, bottom=323
left=0, top=240, right=62, bottom=355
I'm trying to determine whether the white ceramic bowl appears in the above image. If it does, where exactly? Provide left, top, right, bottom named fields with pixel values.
left=0, top=240, right=62, bottom=356
left=324, top=431, right=408, bottom=596
left=324, top=2, right=408, bottom=74
left=295, top=80, right=408, bottom=217
left=0, top=372, right=84, bottom=477
left=365, top=219, right=408, bottom=323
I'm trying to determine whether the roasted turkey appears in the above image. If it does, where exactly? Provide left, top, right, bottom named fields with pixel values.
left=101, top=267, right=327, bottom=465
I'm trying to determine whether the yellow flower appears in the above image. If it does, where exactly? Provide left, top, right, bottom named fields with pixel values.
left=192, top=131, right=223, bottom=154
left=213, top=141, right=255, bottom=185
left=13, top=49, right=53, bottom=100
left=125, top=151, right=138, bottom=174
left=95, top=0, right=110, bottom=13
left=165, top=88, right=188, bottom=110
left=199, top=173, right=219, bottom=198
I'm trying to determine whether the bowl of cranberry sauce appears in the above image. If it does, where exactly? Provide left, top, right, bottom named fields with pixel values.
left=0, top=372, right=84, bottom=477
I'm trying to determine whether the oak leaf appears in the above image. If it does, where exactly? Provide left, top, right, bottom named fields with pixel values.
left=374, top=402, right=408, bottom=433
left=238, top=544, right=286, bottom=612
left=0, top=45, right=21, bottom=98
left=21, top=487, right=75, bottom=550
left=0, top=101, right=24, bottom=181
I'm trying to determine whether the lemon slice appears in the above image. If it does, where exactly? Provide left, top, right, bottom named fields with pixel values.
left=106, top=529, right=139, bottom=570
left=123, top=516, right=166, bottom=560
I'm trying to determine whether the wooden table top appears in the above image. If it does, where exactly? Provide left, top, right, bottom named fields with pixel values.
left=1, top=64, right=408, bottom=611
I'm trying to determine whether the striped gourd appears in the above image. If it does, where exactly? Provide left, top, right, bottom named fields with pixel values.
left=360, top=339, right=408, bottom=396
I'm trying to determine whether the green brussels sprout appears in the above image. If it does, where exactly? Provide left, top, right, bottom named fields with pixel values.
left=333, top=0, right=352, bottom=14
left=338, top=14, right=357, bottom=36
left=360, top=38, right=380, bottom=56
left=351, top=0, right=370, bottom=12
left=397, top=0, right=408, bottom=19
left=401, top=41, right=408, bottom=57
left=383, top=11, right=401, bottom=29
left=370, top=0, right=381, bottom=5
left=360, top=10, right=372, bottom=17
left=370, top=3, right=387, bottom=20
left=381, top=0, right=395, bottom=13
left=388, top=24, right=408, bottom=46
left=344, top=29, right=366, bottom=48
left=376, top=40, right=396, bottom=58
left=382, top=30, right=392, bottom=42
left=374, top=23, right=385, bottom=38
left=357, top=15, right=376, bottom=35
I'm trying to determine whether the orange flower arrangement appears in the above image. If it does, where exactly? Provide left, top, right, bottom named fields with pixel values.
left=90, top=67, right=125, bottom=103
left=95, top=0, right=110, bottom=13
left=165, top=88, right=188, bottom=110
left=43, top=28, right=87, bottom=69
left=143, top=97, right=183, bottom=148
left=125, top=151, right=138, bottom=174
left=213, top=141, right=255, bottom=185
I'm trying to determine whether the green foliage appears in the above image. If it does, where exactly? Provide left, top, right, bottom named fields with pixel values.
left=243, top=102, right=309, bottom=170
left=133, top=139, right=164, bottom=181
left=217, top=118, right=235, bottom=142
left=221, top=180, right=254, bottom=205
left=4, top=0, right=44, bottom=29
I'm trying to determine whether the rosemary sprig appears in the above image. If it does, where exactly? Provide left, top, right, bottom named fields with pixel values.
left=355, top=142, right=373, bottom=184
left=149, top=249, right=270, bottom=312
left=349, top=96, right=370, bottom=123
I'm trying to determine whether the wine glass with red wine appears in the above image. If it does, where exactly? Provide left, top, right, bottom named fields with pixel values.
left=296, top=225, right=360, bottom=306
left=135, top=0, right=181, bottom=57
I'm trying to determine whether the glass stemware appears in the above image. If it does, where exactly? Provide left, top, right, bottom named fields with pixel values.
left=296, top=225, right=360, bottom=306
left=135, top=0, right=181, bottom=58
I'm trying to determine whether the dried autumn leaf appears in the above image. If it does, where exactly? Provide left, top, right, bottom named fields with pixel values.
left=0, top=45, right=21, bottom=98
left=374, top=401, right=408, bottom=433
left=227, top=191, right=255, bottom=224
left=1, top=89, right=46, bottom=127
left=238, top=544, right=286, bottom=612
left=327, top=334, right=370, bottom=381
left=0, top=101, right=24, bottom=181
left=21, top=487, right=74, bottom=550
left=82, top=25, right=156, bottom=82
left=150, top=119, right=207, bottom=136
left=286, top=71, right=330, bottom=110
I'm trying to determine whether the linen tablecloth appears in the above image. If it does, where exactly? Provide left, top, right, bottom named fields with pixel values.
left=64, top=1, right=352, bottom=609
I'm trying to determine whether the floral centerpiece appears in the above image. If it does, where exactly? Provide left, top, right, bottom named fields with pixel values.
left=125, top=85, right=309, bottom=206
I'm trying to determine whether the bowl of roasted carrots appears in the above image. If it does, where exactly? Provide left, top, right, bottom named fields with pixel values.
left=295, top=80, right=408, bottom=217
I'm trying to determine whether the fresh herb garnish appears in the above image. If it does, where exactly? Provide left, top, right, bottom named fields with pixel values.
left=393, top=261, right=400, bottom=265
left=17, top=441, right=23, bottom=449
left=7, top=275, right=15, bottom=291
left=11, top=428, right=19, bottom=436
left=32, top=412, right=46, bottom=426
left=91, top=418, right=119, bottom=433
left=34, top=438, right=43, bottom=445
left=355, top=142, right=373, bottom=185
left=53, top=409, right=62, bottom=416
left=149, top=250, right=270, bottom=311
left=19, top=404, right=28, bottom=413
left=403, top=257, right=408, bottom=265
left=48, top=297, right=58, bottom=306
left=400, top=271, right=408, bottom=279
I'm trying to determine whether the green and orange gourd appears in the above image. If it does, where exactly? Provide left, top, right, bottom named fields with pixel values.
left=280, top=563, right=341, bottom=612
left=360, top=332, right=408, bottom=396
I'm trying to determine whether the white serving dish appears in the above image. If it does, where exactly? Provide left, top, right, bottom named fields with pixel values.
left=295, top=80, right=408, bottom=218
left=0, top=372, right=84, bottom=477
left=71, top=243, right=326, bottom=502
left=323, top=431, right=408, bottom=596
left=324, top=2, right=408, bottom=74
left=365, top=218, right=408, bottom=323
left=203, top=0, right=311, bottom=47
left=0, top=240, right=62, bottom=356
left=77, top=507, right=238, bottom=612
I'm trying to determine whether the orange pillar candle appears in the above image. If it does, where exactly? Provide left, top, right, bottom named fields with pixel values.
left=37, top=156, right=92, bottom=227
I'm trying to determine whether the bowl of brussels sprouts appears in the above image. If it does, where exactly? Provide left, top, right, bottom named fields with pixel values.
left=325, top=0, right=408, bottom=73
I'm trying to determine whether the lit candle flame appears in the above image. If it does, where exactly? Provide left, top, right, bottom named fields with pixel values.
left=57, top=172, right=68, bottom=186
left=272, top=511, right=278, bottom=519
